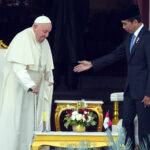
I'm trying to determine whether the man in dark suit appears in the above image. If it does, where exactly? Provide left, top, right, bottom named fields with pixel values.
left=74, top=5, right=150, bottom=149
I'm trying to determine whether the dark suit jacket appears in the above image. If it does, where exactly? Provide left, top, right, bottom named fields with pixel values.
left=92, top=26, right=150, bottom=100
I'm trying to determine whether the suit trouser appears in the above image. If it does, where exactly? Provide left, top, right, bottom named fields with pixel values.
left=123, top=89, right=150, bottom=149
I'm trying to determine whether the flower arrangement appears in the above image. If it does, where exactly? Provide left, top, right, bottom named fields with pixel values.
left=64, top=100, right=97, bottom=129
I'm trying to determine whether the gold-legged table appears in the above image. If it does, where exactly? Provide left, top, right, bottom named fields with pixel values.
left=54, top=100, right=104, bottom=131
left=32, top=131, right=118, bottom=150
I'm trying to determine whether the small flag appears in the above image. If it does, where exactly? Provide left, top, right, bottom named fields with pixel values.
left=103, top=111, right=112, bottom=129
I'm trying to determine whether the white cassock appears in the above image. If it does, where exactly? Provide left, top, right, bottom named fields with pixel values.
left=0, top=27, right=54, bottom=150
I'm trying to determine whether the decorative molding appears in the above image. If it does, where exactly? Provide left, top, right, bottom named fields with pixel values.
left=0, top=40, right=7, bottom=49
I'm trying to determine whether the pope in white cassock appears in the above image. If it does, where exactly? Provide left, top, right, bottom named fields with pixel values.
left=0, top=16, right=54, bottom=150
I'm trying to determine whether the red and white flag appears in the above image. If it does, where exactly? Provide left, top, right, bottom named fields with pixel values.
left=103, top=111, right=112, bottom=129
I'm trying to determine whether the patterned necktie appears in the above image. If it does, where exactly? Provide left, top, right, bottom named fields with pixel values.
left=130, top=34, right=136, bottom=53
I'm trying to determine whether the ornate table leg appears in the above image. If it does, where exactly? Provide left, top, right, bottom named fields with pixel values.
left=112, top=102, right=119, bottom=125
left=32, top=142, right=41, bottom=150
left=88, top=104, right=103, bottom=132
left=55, top=104, right=76, bottom=131
left=55, top=104, right=64, bottom=131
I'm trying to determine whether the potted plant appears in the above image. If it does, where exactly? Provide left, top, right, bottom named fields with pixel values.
left=64, top=100, right=97, bottom=132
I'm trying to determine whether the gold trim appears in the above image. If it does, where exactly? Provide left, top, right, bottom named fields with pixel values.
left=32, top=134, right=118, bottom=150
left=0, top=40, right=7, bottom=49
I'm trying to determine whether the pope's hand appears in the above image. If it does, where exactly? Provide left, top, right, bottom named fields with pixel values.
left=49, top=82, right=54, bottom=86
left=73, top=60, right=93, bottom=72
left=31, top=86, right=39, bottom=95
left=142, top=96, right=150, bottom=107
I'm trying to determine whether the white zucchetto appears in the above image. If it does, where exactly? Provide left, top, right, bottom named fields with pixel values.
left=34, top=16, right=51, bottom=24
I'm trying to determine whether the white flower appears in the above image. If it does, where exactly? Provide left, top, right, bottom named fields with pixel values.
left=71, top=111, right=78, bottom=120
left=71, top=115, right=76, bottom=120
left=72, top=111, right=78, bottom=116
left=76, top=114, right=83, bottom=121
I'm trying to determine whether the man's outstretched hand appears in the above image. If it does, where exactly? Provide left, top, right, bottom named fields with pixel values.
left=73, top=60, right=93, bottom=72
